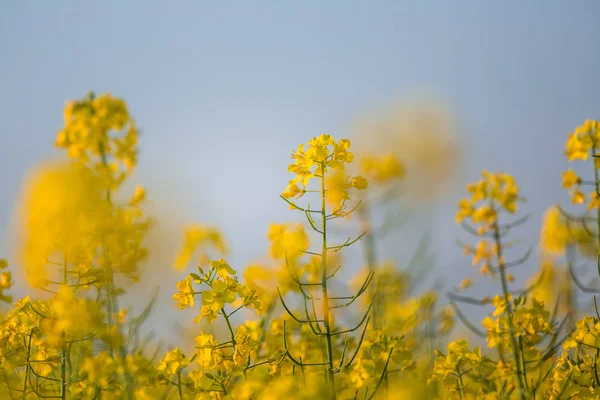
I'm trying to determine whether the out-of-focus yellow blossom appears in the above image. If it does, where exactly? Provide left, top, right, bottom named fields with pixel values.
left=463, top=240, right=497, bottom=275
left=174, top=225, right=228, bottom=271
left=540, top=206, right=571, bottom=255
left=113, top=308, right=127, bottom=324
left=351, top=100, right=460, bottom=203
left=129, top=184, right=147, bottom=205
left=157, top=348, right=189, bottom=377
left=572, top=188, right=586, bottom=204
left=455, top=199, right=474, bottom=223
left=18, top=156, right=152, bottom=287
left=588, top=191, right=600, bottom=211
left=359, top=153, right=405, bottom=184
left=325, top=169, right=368, bottom=215
left=42, top=286, right=104, bottom=347
left=562, top=168, right=581, bottom=188
left=458, top=278, right=472, bottom=290
left=267, top=223, right=309, bottom=261
left=244, top=263, right=296, bottom=310
left=78, top=352, right=125, bottom=395
left=18, top=161, right=108, bottom=288
left=528, top=260, right=573, bottom=316
left=539, top=205, right=596, bottom=259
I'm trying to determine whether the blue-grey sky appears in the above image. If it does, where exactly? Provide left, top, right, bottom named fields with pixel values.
left=1, top=1, right=600, bottom=340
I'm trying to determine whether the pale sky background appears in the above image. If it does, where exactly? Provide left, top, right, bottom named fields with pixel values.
left=1, top=1, right=600, bottom=343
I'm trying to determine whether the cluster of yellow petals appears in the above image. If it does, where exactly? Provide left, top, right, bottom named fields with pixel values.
left=564, top=119, right=600, bottom=162
left=482, top=295, right=552, bottom=349
left=173, top=259, right=261, bottom=324
left=157, top=348, right=190, bottom=376
left=282, top=134, right=367, bottom=217
left=56, top=92, right=139, bottom=181
left=456, top=170, right=520, bottom=234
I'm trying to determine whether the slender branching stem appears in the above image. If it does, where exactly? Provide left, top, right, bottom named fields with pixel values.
left=320, top=163, right=336, bottom=399
left=492, top=220, right=526, bottom=400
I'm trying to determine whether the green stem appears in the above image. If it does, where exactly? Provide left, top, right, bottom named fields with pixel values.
left=457, top=371, right=465, bottom=400
left=177, top=370, right=183, bottom=400
left=221, top=308, right=237, bottom=346
left=493, top=221, right=526, bottom=400
left=320, top=164, right=336, bottom=399
left=21, top=330, right=33, bottom=400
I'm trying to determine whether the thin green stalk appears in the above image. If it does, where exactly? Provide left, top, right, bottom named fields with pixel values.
left=320, top=164, right=336, bottom=399
left=493, top=221, right=526, bottom=400
left=21, top=330, right=33, bottom=400
left=221, top=308, right=237, bottom=346
left=457, top=371, right=466, bottom=400
left=177, top=370, right=183, bottom=400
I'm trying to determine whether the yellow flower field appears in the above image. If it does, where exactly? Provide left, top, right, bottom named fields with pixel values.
left=3, top=92, right=600, bottom=399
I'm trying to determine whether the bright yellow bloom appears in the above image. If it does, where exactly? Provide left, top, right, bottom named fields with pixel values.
left=564, top=120, right=599, bottom=161
left=209, top=259, right=236, bottom=278
left=283, top=134, right=364, bottom=217
left=194, top=332, right=223, bottom=368
left=281, top=181, right=305, bottom=199
left=200, top=279, right=236, bottom=318
left=173, top=276, right=195, bottom=309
